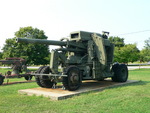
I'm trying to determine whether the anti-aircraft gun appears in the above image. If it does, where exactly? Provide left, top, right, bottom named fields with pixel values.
left=0, top=58, right=32, bottom=85
left=16, top=31, right=128, bottom=91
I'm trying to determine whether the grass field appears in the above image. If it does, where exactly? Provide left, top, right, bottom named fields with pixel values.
left=0, top=68, right=150, bottom=113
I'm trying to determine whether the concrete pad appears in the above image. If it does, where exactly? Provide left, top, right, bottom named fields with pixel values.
left=18, top=80, right=139, bottom=100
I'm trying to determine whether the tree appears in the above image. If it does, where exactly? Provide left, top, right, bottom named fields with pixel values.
left=2, top=26, right=50, bottom=65
left=109, top=36, right=139, bottom=63
left=114, top=44, right=139, bottom=63
left=0, top=52, right=3, bottom=59
left=140, top=49, right=150, bottom=62
left=144, top=37, right=150, bottom=49
left=109, top=36, right=125, bottom=47
left=140, top=38, right=150, bottom=62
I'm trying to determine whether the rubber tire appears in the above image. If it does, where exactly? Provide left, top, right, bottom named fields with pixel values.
left=0, top=75, right=4, bottom=85
left=35, top=66, right=46, bottom=87
left=97, top=78, right=105, bottom=81
left=24, top=76, right=32, bottom=81
left=112, top=64, right=128, bottom=82
left=39, top=66, right=54, bottom=88
left=111, top=63, right=119, bottom=82
left=63, top=66, right=81, bottom=91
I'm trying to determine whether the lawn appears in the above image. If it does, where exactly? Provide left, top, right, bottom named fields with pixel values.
left=0, top=68, right=150, bottom=113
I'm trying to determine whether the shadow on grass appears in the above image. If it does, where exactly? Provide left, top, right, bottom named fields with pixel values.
left=106, top=80, right=150, bottom=90
left=128, top=80, right=150, bottom=86
left=1, top=80, right=35, bottom=86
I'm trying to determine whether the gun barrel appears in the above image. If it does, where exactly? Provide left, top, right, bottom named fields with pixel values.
left=16, top=38, right=67, bottom=46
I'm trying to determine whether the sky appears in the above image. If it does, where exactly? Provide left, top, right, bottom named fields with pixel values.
left=0, top=0, right=150, bottom=51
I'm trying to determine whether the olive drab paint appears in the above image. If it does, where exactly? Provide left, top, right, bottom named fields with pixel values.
left=16, top=31, right=128, bottom=91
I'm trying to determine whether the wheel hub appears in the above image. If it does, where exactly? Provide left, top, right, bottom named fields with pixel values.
left=70, top=72, right=79, bottom=83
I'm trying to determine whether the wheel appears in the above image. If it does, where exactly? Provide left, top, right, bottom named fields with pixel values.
left=0, top=75, right=4, bottom=85
left=97, top=77, right=105, bottom=81
left=39, top=66, right=54, bottom=88
left=63, top=66, right=81, bottom=91
left=35, top=66, right=46, bottom=87
left=24, top=76, right=32, bottom=81
left=111, top=63, right=119, bottom=82
left=112, top=64, right=128, bottom=82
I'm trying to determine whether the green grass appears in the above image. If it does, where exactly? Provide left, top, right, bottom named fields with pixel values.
left=0, top=68, right=150, bottom=113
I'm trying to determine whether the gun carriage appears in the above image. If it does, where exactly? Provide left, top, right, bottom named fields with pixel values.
left=0, top=58, right=32, bottom=85
left=16, top=31, right=128, bottom=90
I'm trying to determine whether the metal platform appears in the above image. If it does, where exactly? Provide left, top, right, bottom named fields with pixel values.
left=18, top=80, right=139, bottom=100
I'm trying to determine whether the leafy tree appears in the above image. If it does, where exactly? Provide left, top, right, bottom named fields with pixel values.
left=2, top=26, right=50, bottom=65
left=144, top=37, right=150, bottom=49
left=109, top=36, right=125, bottom=47
left=109, top=36, right=139, bottom=63
left=140, top=49, right=150, bottom=62
left=140, top=38, right=150, bottom=62
left=0, top=52, right=3, bottom=59
left=114, top=44, right=139, bottom=63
